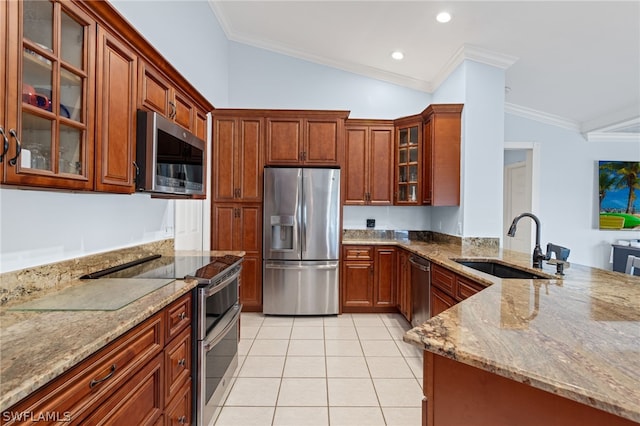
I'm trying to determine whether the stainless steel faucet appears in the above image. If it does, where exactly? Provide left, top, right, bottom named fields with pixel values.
left=507, top=212, right=545, bottom=269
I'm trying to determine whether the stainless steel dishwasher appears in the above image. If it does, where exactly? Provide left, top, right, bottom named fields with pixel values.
left=409, top=255, right=431, bottom=327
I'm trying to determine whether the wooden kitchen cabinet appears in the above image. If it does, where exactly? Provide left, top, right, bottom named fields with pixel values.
left=342, top=245, right=397, bottom=312
left=94, top=26, right=137, bottom=193
left=138, top=61, right=207, bottom=137
left=212, top=113, right=263, bottom=202
left=394, top=115, right=422, bottom=205
left=430, top=262, right=485, bottom=317
left=212, top=203, right=262, bottom=310
left=421, top=104, right=463, bottom=206
left=1, top=0, right=96, bottom=191
left=4, top=292, right=194, bottom=425
left=0, top=0, right=212, bottom=195
left=344, top=119, right=394, bottom=205
left=265, top=110, right=348, bottom=166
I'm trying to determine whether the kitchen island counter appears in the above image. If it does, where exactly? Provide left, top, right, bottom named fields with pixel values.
left=343, top=237, right=640, bottom=423
left=0, top=248, right=243, bottom=412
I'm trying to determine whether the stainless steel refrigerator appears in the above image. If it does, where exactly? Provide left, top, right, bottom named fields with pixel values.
left=263, top=167, right=340, bottom=315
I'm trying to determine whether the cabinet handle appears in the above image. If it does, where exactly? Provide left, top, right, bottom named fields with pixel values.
left=89, top=364, right=117, bottom=388
left=8, top=129, right=21, bottom=166
left=178, top=415, right=187, bottom=424
left=179, top=312, right=186, bottom=320
left=178, top=358, right=186, bottom=367
left=0, top=127, right=8, bottom=162
left=169, top=101, right=176, bottom=119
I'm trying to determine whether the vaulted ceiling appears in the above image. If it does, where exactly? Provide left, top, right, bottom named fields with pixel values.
left=209, top=1, right=640, bottom=140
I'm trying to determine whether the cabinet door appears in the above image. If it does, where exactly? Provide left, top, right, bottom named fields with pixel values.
left=265, top=118, right=303, bottom=164
left=342, top=260, right=374, bottom=308
left=305, top=119, right=341, bottom=165
left=344, top=126, right=367, bottom=205
left=95, top=27, right=137, bottom=193
left=430, top=287, right=456, bottom=317
left=237, top=204, right=262, bottom=252
left=374, top=247, right=396, bottom=307
left=211, top=204, right=235, bottom=250
left=395, top=120, right=421, bottom=205
left=237, top=118, right=263, bottom=201
left=368, top=126, right=394, bottom=205
left=4, top=0, right=95, bottom=190
left=212, top=118, right=236, bottom=201
left=194, top=109, right=207, bottom=141
left=0, top=0, right=6, bottom=180
left=239, top=254, right=262, bottom=311
left=139, top=61, right=172, bottom=118
left=172, top=89, right=193, bottom=131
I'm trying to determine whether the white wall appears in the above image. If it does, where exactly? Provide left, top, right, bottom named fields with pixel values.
left=505, top=114, right=640, bottom=269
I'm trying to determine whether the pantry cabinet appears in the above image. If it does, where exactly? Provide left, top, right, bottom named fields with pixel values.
left=344, top=119, right=394, bottom=205
left=212, top=113, right=263, bottom=202
left=212, top=203, right=262, bottom=311
left=265, top=111, right=348, bottom=166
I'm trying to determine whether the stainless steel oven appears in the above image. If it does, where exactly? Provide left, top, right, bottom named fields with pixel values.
left=81, top=253, right=243, bottom=426
left=194, top=259, right=242, bottom=426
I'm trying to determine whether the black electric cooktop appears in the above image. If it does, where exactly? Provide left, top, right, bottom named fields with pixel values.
left=81, top=254, right=242, bottom=283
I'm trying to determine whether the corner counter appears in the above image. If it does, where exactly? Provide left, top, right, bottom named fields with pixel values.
left=343, top=236, right=640, bottom=424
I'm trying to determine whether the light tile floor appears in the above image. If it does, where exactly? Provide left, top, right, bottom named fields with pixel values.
left=212, top=313, right=424, bottom=426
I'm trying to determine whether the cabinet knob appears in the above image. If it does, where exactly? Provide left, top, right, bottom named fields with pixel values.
left=179, top=312, right=187, bottom=320
left=169, top=101, right=176, bottom=119
left=178, top=415, right=187, bottom=424
left=8, top=129, right=21, bottom=167
left=0, top=127, right=8, bottom=162
left=178, top=358, right=186, bottom=367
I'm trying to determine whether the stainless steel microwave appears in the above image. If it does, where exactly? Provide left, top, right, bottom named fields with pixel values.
left=135, top=110, right=205, bottom=196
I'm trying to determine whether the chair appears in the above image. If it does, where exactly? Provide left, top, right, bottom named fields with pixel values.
left=625, top=255, right=640, bottom=275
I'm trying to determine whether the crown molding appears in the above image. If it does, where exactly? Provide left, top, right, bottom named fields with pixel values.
left=505, top=103, right=581, bottom=132
left=585, top=132, right=640, bottom=143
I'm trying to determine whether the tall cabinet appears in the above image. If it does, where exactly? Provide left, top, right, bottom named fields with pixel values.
left=212, top=110, right=264, bottom=311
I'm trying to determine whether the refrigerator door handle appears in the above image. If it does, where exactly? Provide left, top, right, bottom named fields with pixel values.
left=264, top=262, right=339, bottom=270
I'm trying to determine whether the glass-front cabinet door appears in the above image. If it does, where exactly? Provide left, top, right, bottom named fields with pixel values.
left=4, top=0, right=95, bottom=190
left=395, top=118, right=421, bottom=205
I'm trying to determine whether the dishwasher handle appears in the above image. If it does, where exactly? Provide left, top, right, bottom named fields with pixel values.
left=409, top=256, right=430, bottom=272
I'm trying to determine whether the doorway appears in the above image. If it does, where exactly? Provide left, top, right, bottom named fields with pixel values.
left=503, top=143, right=539, bottom=253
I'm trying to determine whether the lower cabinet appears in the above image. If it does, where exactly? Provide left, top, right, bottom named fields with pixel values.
left=4, top=293, right=193, bottom=426
left=342, top=245, right=396, bottom=312
left=397, top=249, right=411, bottom=322
left=430, top=263, right=485, bottom=318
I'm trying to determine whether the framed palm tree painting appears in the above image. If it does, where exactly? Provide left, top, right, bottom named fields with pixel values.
left=599, top=161, right=640, bottom=230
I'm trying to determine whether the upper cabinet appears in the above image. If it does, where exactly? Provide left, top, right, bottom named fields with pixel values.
left=394, top=115, right=422, bottom=205
left=265, top=111, right=348, bottom=166
left=0, top=0, right=213, bottom=195
left=421, top=104, right=463, bottom=206
left=344, top=119, right=394, bottom=205
left=138, top=61, right=207, bottom=138
left=2, top=0, right=96, bottom=190
left=391, top=104, right=463, bottom=206
left=212, top=111, right=263, bottom=203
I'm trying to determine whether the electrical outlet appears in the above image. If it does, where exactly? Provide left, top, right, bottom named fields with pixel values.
left=366, top=219, right=375, bottom=228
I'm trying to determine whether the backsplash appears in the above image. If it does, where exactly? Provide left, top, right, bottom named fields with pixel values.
left=0, top=239, right=174, bottom=306
left=342, top=229, right=499, bottom=251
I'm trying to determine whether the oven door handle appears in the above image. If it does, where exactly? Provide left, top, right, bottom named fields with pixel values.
left=264, top=262, right=339, bottom=270
left=203, top=304, right=242, bottom=352
left=202, top=270, right=240, bottom=298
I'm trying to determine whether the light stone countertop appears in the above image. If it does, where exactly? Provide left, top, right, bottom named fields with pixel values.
left=344, top=238, right=640, bottom=423
left=0, top=249, right=244, bottom=412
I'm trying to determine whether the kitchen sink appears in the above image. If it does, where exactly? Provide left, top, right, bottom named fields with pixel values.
left=453, top=259, right=549, bottom=279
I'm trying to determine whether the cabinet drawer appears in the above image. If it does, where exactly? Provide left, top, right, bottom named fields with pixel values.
left=431, top=264, right=456, bottom=296
left=164, top=326, right=192, bottom=404
left=4, top=313, right=164, bottom=424
left=456, top=276, right=485, bottom=301
left=165, top=379, right=192, bottom=426
left=166, top=293, right=192, bottom=341
left=83, top=353, right=163, bottom=426
left=344, top=246, right=373, bottom=261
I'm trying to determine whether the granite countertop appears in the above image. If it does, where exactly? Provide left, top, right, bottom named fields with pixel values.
left=343, top=238, right=640, bottom=423
left=0, top=249, right=244, bottom=412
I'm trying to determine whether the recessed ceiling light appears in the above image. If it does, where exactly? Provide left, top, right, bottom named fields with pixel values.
left=391, top=51, right=404, bottom=60
left=436, top=11, right=451, bottom=23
